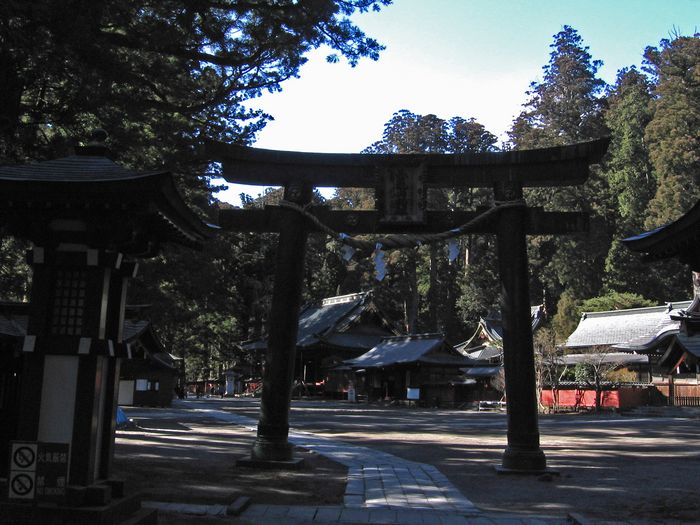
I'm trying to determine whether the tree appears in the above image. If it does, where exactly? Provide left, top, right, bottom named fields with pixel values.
left=572, top=347, right=628, bottom=412
left=534, top=327, right=566, bottom=413
left=359, top=110, right=499, bottom=338
left=0, top=237, right=30, bottom=302
left=0, top=0, right=391, bottom=163
left=0, top=0, right=391, bottom=380
left=508, top=25, right=611, bottom=310
left=508, top=25, right=607, bottom=148
left=643, top=33, right=700, bottom=229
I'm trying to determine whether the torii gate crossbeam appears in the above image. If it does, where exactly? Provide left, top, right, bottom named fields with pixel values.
left=208, top=138, right=609, bottom=473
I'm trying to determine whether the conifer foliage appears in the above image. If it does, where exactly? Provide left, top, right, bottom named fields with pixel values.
left=1, top=9, right=699, bottom=373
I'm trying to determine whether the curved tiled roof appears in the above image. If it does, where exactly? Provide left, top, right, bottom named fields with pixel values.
left=347, top=333, right=474, bottom=369
left=0, top=155, right=161, bottom=182
left=243, top=292, right=397, bottom=352
left=0, top=148, right=214, bottom=254
left=566, top=301, right=692, bottom=350
left=623, top=199, right=700, bottom=269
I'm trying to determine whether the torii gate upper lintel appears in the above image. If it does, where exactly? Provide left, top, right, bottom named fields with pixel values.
left=209, top=137, right=610, bottom=474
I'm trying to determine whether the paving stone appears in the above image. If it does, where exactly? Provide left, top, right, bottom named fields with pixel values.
left=241, top=504, right=268, bottom=517
left=315, top=507, right=342, bottom=522
left=365, top=495, right=388, bottom=507
left=463, top=518, right=496, bottom=525
left=346, top=480, right=365, bottom=495
left=385, top=495, right=409, bottom=506
left=369, top=508, right=398, bottom=524
left=419, top=511, right=444, bottom=525
left=287, top=506, right=318, bottom=520
left=263, top=505, right=291, bottom=517
left=438, top=514, right=470, bottom=525
left=395, top=509, right=426, bottom=525
left=205, top=504, right=227, bottom=516
left=339, top=508, right=371, bottom=523
left=344, top=494, right=365, bottom=507
left=486, top=518, right=527, bottom=525
left=180, top=504, right=209, bottom=515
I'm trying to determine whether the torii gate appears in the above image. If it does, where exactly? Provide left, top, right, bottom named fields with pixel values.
left=208, top=138, right=609, bottom=473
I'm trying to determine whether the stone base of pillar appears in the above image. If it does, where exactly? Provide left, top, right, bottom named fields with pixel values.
left=495, top=446, right=553, bottom=475
left=236, top=457, right=305, bottom=470
left=236, top=436, right=305, bottom=470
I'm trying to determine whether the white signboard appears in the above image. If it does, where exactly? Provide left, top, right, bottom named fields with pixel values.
left=406, top=387, right=420, bottom=401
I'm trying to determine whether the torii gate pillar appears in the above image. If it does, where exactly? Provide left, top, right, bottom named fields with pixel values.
left=248, top=181, right=311, bottom=465
left=495, top=182, right=546, bottom=473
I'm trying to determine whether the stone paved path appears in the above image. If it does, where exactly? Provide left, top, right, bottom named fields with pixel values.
left=190, top=406, right=478, bottom=514
left=129, top=404, right=570, bottom=524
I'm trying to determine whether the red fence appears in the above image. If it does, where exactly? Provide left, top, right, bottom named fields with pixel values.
left=540, top=387, right=651, bottom=409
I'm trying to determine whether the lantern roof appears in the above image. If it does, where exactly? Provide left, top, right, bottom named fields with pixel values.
left=0, top=135, right=214, bottom=256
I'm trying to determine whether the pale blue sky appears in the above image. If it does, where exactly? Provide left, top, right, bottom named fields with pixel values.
left=218, top=0, right=699, bottom=203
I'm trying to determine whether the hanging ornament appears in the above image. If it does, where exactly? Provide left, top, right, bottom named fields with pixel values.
left=373, top=243, right=386, bottom=281
left=447, top=239, right=460, bottom=262
left=341, top=244, right=356, bottom=261
left=338, top=233, right=356, bottom=261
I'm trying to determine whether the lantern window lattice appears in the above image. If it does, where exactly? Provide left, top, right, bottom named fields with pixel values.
left=51, top=269, right=86, bottom=336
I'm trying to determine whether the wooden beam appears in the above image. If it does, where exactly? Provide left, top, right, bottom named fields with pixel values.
left=206, top=138, right=609, bottom=189
left=217, top=207, right=588, bottom=235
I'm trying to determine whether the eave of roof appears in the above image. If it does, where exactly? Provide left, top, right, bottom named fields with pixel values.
left=0, top=153, right=214, bottom=254
left=622, top=199, right=700, bottom=268
left=557, top=353, right=649, bottom=366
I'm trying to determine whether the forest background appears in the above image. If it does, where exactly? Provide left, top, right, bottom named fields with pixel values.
left=0, top=1, right=698, bottom=381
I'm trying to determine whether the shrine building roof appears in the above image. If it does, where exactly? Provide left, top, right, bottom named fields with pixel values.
left=455, top=305, right=545, bottom=356
left=566, top=301, right=692, bottom=351
left=241, top=291, right=397, bottom=352
left=346, top=333, right=474, bottom=369
left=622, top=199, right=700, bottom=270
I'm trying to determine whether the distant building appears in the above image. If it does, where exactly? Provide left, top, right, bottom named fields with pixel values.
left=117, top=320, right=182, bottom=407
left=0, top=302, right=179, bottom=410
left=346, top=333, right=474, bottom=406
left=241, top=291, right=398, bottom=395
left=562, top=300, right=699, bottom=407
left=455, top=305, right=546, bottom=388
left=565, top=301, right=692, bottom=352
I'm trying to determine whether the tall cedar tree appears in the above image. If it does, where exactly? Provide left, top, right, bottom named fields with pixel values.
left=508, top=26, right=611, bottom=311
left=643, top=33, right=700, bottom=229
left=337, top=110, right=497, bottom=340
left=639, top=33, right=700, bottom=300
left=601, top=67, right=688, bottom=300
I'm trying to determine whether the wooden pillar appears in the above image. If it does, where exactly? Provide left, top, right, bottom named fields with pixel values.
left=494, top=182, right=547, bottom=473
left=251, top=181, right=311, bottom=463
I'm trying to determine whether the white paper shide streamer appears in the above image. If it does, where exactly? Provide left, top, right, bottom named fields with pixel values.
left=373, top=243, right=386, bottom=281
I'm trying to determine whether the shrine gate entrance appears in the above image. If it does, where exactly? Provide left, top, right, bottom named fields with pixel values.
left=208, top=138, right=608, bottom=473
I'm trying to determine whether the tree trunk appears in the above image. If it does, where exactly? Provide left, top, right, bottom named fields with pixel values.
left=428, top=244, right=439, bottom=331
left=404, top=250, right=419, bottom=333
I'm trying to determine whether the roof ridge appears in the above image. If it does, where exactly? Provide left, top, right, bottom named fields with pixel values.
left=582, top=300, right=693, bottom=318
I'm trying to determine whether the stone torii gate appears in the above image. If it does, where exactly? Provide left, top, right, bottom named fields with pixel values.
left=208, top=138, right=608, bottom=473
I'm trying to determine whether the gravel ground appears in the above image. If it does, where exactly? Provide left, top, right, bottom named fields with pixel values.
left=115, top=400, right=700, bottom=523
